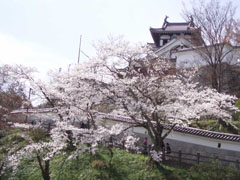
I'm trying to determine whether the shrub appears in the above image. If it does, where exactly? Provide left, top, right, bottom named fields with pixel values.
left=236, top=98, right=240, bottom=121
left=28, top=128, right=47, bottom=142
left=189, top=161, right=240, bottom=180
left=90, top=160, right=107, bottom=169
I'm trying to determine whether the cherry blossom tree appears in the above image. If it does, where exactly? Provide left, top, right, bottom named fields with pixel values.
left=92, top=37, right=239, bottom=155
left=44, top=63, right=107, bottom=129
left=27, top=36, right=238, bottom=163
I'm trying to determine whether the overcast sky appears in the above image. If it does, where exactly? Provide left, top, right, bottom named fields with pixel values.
left=0, top=0, right=239, bottom=76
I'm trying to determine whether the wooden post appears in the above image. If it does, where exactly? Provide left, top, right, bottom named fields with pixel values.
left=178, top=150, right=182, bottom=167
left=197, top=153, right=200, bottom=164
left=162, top=148, right=166, bottom=162
left=236, top=160, right=239, bottom=169
left=47, top=123, right=51, bottom=136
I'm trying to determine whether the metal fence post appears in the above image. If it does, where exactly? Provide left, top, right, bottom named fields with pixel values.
left=178, top=150, right=182, bottom=167
left=197, top=153, right=200, bottom=164
left=47, top=122, right=51, bottom=135
left=236, top=160, right=239, bottom=169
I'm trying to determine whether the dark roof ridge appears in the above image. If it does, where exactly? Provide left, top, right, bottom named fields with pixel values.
left=167, top=22, right=189, bottom=25
left=103, top=114, right=240, bottom=142
left=10, top=108, right=58, bottom=114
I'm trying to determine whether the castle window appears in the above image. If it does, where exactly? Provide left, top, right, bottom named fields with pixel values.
left=163, top=39, right=168, bottom=45
left=160, top=35, right=170, bottom=40
left=160, top=40, right=163, bottom=46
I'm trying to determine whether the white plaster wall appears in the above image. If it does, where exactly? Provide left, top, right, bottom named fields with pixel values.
left=173, top=46, right=240, bottom=68
left=127, top=124, right=240, bottom=152
left=155, top=38, right=193, bottom=58
left=160, top=35, right=170, bottom=39
left=173, top=50, right=203, bottom=68
left=164, top=130, right=240, bottom=152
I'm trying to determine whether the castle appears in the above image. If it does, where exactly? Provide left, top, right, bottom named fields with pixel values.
left=148, top=16, right=240, bottom=96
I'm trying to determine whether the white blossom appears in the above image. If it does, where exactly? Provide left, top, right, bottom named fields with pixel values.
left=150, top=150, right=162, bottom=162
left=124, top=134, right=140, bottom=153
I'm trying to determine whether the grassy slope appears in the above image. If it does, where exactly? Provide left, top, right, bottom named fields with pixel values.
left=48, top=149, right=189, bottom=180
left=1, top=129, right=240, bottom=180
left=0, top=129, right=188, bottom=180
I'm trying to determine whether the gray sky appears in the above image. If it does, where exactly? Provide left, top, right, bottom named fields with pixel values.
left=0, top=0, right=239, bottom=75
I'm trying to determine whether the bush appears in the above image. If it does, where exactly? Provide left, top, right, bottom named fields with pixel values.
left=236, top=98, right=240, bottom=121
left=28, top=128, right=47, bottom=142
left=91, top=160, right=107, bottom=169
left=189, top=161, right=240, bottom=180
left=236, top=98, right=240, bottom=108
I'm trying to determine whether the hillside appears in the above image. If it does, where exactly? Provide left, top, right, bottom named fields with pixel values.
left=1, top=128, right=240, bottom=180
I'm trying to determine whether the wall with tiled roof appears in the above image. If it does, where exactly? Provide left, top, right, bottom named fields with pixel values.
left=103, top=114, right=240, bottom=143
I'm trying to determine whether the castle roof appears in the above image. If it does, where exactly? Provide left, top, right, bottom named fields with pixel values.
left=150, top=22, right=191, bottom=33
left=149, top=17, right=199, bottom=47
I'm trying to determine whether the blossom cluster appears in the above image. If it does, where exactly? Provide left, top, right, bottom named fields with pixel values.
left=150, top=150, right=162, bottom=162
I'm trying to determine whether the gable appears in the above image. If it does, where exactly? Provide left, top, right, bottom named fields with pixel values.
left=155, top=37, right=194, bottom=58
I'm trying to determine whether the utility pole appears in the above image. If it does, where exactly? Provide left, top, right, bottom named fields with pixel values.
left=68, top=64, right=71, bottom=72
left=78, top=35, right=82, bottom=64
left=25, top=88, right=32, bottom=123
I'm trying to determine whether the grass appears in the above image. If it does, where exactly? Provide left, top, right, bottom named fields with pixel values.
left=16, top=148, right=189, bottom=180
left=8, top=147, right=240, bottom=180
left=0, top=129, right=29, bottom=155
left=1, top=128, right=240, bottom=179
left=0, top=129, right=188, bottom=179
left=0, top=128, right=49, bottom=164
left=187, top=98, right=240, bottom=134
left=190, top=119, right=240, bottom=134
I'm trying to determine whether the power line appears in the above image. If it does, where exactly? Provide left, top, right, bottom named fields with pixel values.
left=80, top=50, right=90, bottom=59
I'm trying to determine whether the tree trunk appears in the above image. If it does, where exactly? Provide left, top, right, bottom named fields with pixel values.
left=211, top=67, right=219, bottom=91
left=153, top=136, right=164, bottom=151
left=37, top=155, right=51, bottom=180
left=43, top=160, right=50, bottom=180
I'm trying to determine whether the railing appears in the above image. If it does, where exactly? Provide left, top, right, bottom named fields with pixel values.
left=162, top=150, right=240, bottom=169
left=108, top=140, right=240, bottom=169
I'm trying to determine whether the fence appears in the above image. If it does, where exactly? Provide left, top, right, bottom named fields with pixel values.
left=107, top=138, right=240, bottom=169
left=162, top=150, right=240, bottom=169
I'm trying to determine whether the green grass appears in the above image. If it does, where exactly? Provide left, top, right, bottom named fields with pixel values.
left=190, top=119, right=240, bottom=134
left=189, top=98, right=240, bottom=134
left=233, top=121, right=240, bottom=129
left=0, top=129, right=29, bottom=156
left=236, top=98, right=240, bottom=121
left=188, top=161, right=240, bottom=180
left=14, top=148, right=189, bottom=180
left=7, top=148, right=240, bottom=180
left=0, top=128, right=49, bottom=167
